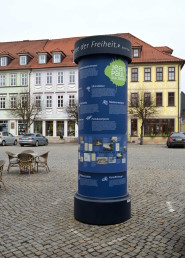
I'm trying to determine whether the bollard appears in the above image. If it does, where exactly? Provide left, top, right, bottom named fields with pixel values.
left=73, top=35, right=132, bottom=225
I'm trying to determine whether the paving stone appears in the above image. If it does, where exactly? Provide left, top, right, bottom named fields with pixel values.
left=0, top=143, right=185, bottom=257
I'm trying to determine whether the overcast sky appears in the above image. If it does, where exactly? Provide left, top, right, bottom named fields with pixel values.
left=1, top=0, right=185, bottom=91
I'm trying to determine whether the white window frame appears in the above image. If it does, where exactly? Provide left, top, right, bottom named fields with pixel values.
left=0, top=57, right=7, bottom=66
left=21, top=73, right=27, bottom=86
left=10, top=96, right=17, bottom=109
left=46, top=72, right=52, bottom=84
left=0, top=74, right=5, bottom=86
left=35, top=95, right=41, bottom=107
left=10, top=74, right=16, bottom=86
left=57, top=95, right=64, bottom=108
left=35, top=72, right=41, bottom=85
left=0, top=96, right=6, bottom=109
left=69, top=71, right=75, bottom=84
left=38, top=54, right=46, bottom=64
left=69, top=95, right=75, bottom=107
left=53, top=53, right=61, bottom=64
left=21, top=96, right=27, bottom=108
left=46, top=96, right=52, bottom=108
left=20, top=56, right=27, bottom=65
left=57, top=71, right=64, bottom=84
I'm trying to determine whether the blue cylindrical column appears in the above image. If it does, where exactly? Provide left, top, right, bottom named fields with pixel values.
left=74, top=35, right=132, bottom=225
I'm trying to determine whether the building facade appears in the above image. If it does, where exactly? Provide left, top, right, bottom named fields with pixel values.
left=0, top=34, right=184, bottom=143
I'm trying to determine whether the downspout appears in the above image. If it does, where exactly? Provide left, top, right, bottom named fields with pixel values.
left=28, top=69, right=32, bottom=132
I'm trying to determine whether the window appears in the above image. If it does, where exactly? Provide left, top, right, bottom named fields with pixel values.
left=69, top=71, right=75, bottom=83
left=57, top=121, right=64, bottom=136
left=46, top=96, right=52, bottom=108
left=10, top=96, right=16, bottom=108
left=35, top=96, right=41, bottom=107
left=131, top=68, right=138, bottom=82
left=144, top=93, right=151, bottom=106
left=53, top=54, right=61, bottom=63
left=20, top=56, right=27, bottom=65
left=0, top=57, right=7, bottom=66
left=69, top=95, right=75, bottom=107
left=144, top=119, right=174, bottom=137
left=46, top=72, right=52, bottom=84
left=46, top=121, right=53, bottom=136
left=131, top=119, right=137, bottom=136
left=0, top=75, right=5, bottom=86
left=35, top=73, right=41, bottom=85
left=144, top=68, right=151, bottom=81
left=168, top=67, right=175, bottom=81
left=156, top=67, right=163, bottom=81
left=131, top=93, right=138, bottom=107
left=0, top=97, right=5, bottom=109
left=68, top=121, right=75, bottom=136
left=34, top=121, right=42, bottom=134
left=38, top=54, right=46, bottom=64
left=21, top=73, right=27, bottom=86
left=21, top=95, right=27, bottom=108
left=156, top=93, right=162, bottom=107
left=58, top=95, right=64, bottom=108
left=10, top=74, right=16, bottom=86
left=57, top=71, right=64, bottom=84
left=133, top=48, right=140, bottom=58
left=168, top=92, right=175, bottom=106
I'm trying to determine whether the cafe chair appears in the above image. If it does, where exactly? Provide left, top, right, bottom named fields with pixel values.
left=36, top=151, right=50, bottom=173
left=17, top=153, right=35, bottom=176
left=6, top=151, right=20, bottom=173
left=0, top=160, right=6, bottom=190
left=21, top=150, right=35, bottom=154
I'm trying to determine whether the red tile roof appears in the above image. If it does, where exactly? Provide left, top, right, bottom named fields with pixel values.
left=0, top=33, right=184, bottom=71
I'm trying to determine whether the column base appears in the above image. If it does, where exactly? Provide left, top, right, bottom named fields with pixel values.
left=74, top=193, right=131, bottom=225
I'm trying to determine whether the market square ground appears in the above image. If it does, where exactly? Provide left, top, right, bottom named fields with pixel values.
left=0, top=143, right=185, bottom=258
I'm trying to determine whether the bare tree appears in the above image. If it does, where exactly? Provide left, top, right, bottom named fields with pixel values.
left=65, top=100, right=78, bottom=124
left=9, top=92, right=42, bottom=133
left=128, top=92, right=158, bottom=145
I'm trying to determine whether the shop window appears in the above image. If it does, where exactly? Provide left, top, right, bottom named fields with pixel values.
left=46, top=121, right=53, bottom=136
left=0, top=120, right=8, bottom=131
left=34, top=121, right=42, bottom=134
left=144, top=119, right=174, bottom=137
left=68, top=121, right=75, bottom=136
left=57, top=121, right=64, bottom=137
left=18, top=121, right=26, bottom=135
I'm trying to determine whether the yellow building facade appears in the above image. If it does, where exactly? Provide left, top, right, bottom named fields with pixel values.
left=128, top=63, right=182, bottom=144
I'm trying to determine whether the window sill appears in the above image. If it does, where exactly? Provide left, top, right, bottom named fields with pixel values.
left=155, top=80, right=163, bottom=82
left=167, top=105, right=176, bottom=107
left=130, top=81, right=138, bottom=82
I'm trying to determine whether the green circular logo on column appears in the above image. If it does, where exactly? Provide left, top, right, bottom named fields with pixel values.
left=104, top=59, right=127, bottom=87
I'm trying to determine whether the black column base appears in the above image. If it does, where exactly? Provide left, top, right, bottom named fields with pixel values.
left=74, top=193, right=131, bottom=225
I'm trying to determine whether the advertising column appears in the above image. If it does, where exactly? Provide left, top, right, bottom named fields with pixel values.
left=74, top=35, right=132, bottom=225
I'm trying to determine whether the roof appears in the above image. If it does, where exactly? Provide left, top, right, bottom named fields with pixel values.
left=0, top=33, right=184, bottom=71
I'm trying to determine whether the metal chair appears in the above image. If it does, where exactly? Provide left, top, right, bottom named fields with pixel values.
left=17, top=153, right=35, bottom=176
left=35, top=152, right=50, bottom=172
left=6, top=151, right=20, bottom=173
left=0, top=160, right=6, bottom=190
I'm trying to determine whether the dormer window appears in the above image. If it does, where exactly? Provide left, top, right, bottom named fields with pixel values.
left=132, top=45, right=142, bottom=58
left=0, top=57, right=8, bottom=66
left=38, top=54, right=47, bottom=64
left=53, top=53, right=61, bottom=63
left=20, top=55, right=27, bottom=65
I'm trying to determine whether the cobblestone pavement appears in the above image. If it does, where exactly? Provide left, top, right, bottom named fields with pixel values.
left=0, top=143, right=185, bottom=258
